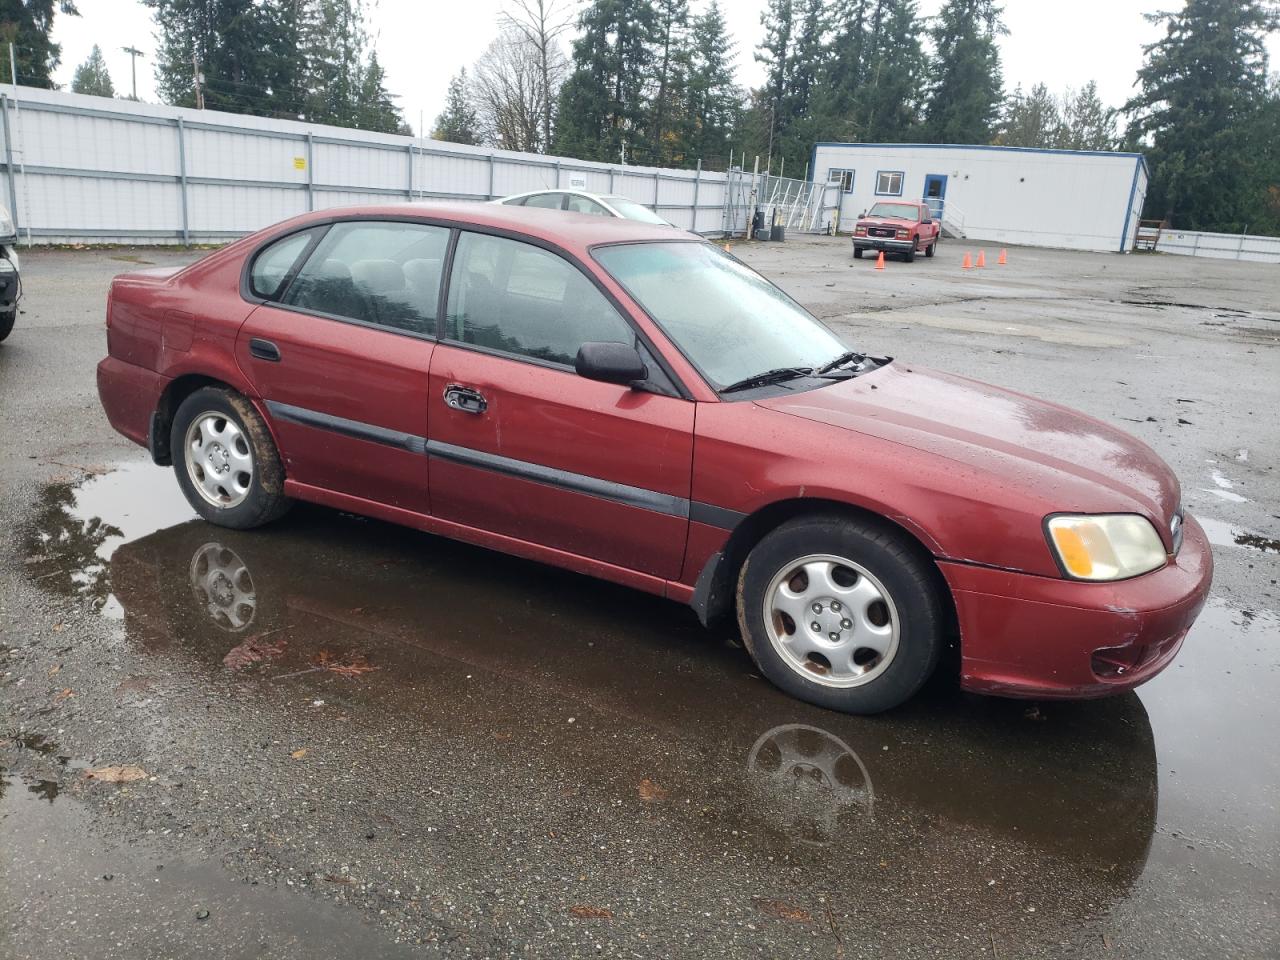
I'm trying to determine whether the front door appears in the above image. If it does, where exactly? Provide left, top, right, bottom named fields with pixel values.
left=236, top=219, right=450, bottom=514
left=426, top=229, right=694, bottom=580
left=923, top=174, right=948, bottom=221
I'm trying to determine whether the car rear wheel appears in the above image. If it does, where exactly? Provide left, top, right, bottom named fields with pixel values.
left=171, top=386, right=292, bottom=529
left=0, top=307, right=14, bottom=343
left=852, top=248, right=863, bottom=259
left=737, top=515, right=944, bottom=714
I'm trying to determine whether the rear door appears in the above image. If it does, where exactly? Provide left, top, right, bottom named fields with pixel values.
left=426, top=230, right=694, bottom=579
left=236, top=219, right=449, bottom=514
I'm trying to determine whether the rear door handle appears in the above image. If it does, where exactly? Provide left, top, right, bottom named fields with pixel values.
left=249, top=338, right=281, bottom=362
left=443, top=384, right=487, bottom=415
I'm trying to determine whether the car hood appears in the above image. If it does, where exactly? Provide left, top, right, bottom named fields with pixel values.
left=756, top=363, right=1180, bottom=529
left=857, top=217, right=914, bottom=228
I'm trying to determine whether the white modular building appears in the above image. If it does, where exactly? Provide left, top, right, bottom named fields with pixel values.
left=810, top=142, right=1149, bottom=253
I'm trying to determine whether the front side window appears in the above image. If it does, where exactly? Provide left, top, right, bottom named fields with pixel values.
left=282, top=221, right=449, bottom=335
left=523, top=192, right=566, bottom=210
left=565, top=194, right=609, bottom=216
left=594, top=241, right=846, bottom=389
left=875, top=170, right=904, bottom=196
left=249, top=228, right=317, bottom=299
left=444, top=232, right=635, bottom=367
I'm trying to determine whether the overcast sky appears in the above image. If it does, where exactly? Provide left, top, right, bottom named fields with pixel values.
left=49, top=1, right=1280, bottom=139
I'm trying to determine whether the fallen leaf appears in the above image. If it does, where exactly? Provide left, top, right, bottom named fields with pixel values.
left=85, top=765, right=147, bottom=783
left=52, top=623, right=65, bottom=633
left=756, top=899, right=812, bottom=922
left=323, top=873, right=355, bottom=885
left=48, top=664, right=61, bottom=677
left=569, top=905, right=612, bottom=920
left=54, top=688, right=74, bottom=702
left=312, top=650, right=378, bottom=677
left=638, top=778, right=668, bottom=803
left=291, top=748, right=308, bottom=760
left=223, top=635, right=287, bottom=671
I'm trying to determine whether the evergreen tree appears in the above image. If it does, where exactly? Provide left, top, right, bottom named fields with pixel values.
left=1058, top=81, right=1114, bottom=151
left=858, top=0, right=926, bottom=142
left=996, top=82, right=1059, bottom=148
left=754, top=0, right=796, bottom=166
left=683, top=0, right=740, bottom=164
left=922, top=0, right=1005, bottom=144
left=0, top=0, right=78, bottom=88
left=356, top=52, right=410, bottom=134
left=1246, top=79, right=1280, bottom=236
left=647, top=0, right=689, bottom=164
left=71, top=43, right=114, bottom=97
left=433, top=68, right=481, bottom=144
left=554, top=0, right=657, bottom=163
left=1124, top=0, right=1277, bottom=231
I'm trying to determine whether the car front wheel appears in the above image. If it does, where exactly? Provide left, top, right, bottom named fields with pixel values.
left=737, top=515, right=944, bottom=714
left=852, top=248, right=863, bottom=259
left=171, top=386, right=292, bottom=529
left=0, top=307, right=14, bottom=343
left=925, top=239, right=937, bottom=258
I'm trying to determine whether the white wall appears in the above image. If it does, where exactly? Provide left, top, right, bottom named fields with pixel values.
left=812, top=143, right=1148, bottom=253
left=1156, top=229, right=1280, bottom=264
left=0, top=86, right=737, bottom=244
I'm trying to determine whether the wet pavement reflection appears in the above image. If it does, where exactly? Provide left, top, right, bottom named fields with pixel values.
left=11, top=460, right=1280, bottom=956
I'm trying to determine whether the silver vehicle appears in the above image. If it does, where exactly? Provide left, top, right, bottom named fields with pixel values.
left=495, top=189, right=676, bottom=227
left=0, top=204, right=19, bottom=343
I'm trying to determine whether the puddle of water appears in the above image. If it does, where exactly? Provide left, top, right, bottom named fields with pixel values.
left=1196, top=516, right=1280, bottom=553
left=16, top=461, right=1280, bottom=945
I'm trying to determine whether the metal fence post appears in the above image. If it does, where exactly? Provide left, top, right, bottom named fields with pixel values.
left=488, top=151, right=496, bottom=200
left=305, top=132, right=314, bottom=211
left=0, top=95, right=18, bottom=238
left=406, top=142, right=414, bottom=200
left=692, top=159, right=701, bottom=233
left=176, top=116, right=189, bottom=245
left=608, top=167, right=615, bottom=193
left=554, top=159, right=561, bottom=188
left=653, top=169, right=660, bottom=207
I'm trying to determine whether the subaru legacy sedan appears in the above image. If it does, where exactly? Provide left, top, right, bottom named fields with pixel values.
left=97, top=203, right=1211, bottom=714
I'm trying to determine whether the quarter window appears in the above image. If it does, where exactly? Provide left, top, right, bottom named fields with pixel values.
left=444, top=232, right=635, bottom=367
left=249, top=228, right=317, bottom=299
left=875, top=170, right=904, bottom=196
left=282, top=221, right=450, bottom=335
left=565, top=194, right=609, bottom=216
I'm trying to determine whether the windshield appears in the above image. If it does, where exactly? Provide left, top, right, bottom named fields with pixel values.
left=867, top=202, right=920, bottom=221
left=603, top=197, right=671, bottom=225
left=593, top=242, right=848, bottom=390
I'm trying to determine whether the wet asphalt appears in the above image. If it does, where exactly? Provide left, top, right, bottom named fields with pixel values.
left=1, top=239, right=1277, bottom=959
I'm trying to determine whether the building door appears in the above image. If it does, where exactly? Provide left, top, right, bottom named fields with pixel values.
left=923, top=174, right=948, bottom=221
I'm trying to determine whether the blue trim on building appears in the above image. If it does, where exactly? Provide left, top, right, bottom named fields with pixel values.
left=812, top=141, right=1147, bottom=163
left=1118, top=155, right=1144, bottom=254
left=874, top=170, right=905, bottom=196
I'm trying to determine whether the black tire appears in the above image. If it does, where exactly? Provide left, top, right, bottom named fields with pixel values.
left=170, top=386, right=292, bottom=529
left=736, top=514, right=944, bottom=714
left=0, top=307, right=14, bottom=343
left=852, top=248, right=863, bottom=259
left=925, top=239, right=937, bottom=258
left=903, top=244, right=916, bottom=263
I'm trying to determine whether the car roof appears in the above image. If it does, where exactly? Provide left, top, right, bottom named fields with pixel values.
left=502, top=188, right=612, bottom=202
left=261, top=201, right=698, bottom=256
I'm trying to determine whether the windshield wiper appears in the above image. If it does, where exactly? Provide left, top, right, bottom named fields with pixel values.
left=815, top=350, right=867, bottom=375
left=719, top=366, right=814, bottom=394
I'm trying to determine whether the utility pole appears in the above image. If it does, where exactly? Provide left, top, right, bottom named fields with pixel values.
left=122, top=46, right=144, bottom=101
left=192, top=52, right=204, bottom=110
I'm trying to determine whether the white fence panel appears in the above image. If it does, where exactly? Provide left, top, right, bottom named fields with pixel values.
left=1156, top=229, right=1280, bottom=264
left=0, top=86, right=737, bottom=245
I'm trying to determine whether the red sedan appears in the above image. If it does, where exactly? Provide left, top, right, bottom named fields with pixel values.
left=96, top=203, right=1211, bottom=714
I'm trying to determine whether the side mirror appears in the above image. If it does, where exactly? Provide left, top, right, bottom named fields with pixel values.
left=575, top=341, right=648, bottom=386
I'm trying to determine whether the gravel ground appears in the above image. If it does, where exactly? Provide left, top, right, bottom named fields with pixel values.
left=0, top=236, right=1276, bottom=959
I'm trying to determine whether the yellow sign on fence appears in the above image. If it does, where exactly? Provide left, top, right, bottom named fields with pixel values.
left=293, top=157, right=307, bottom=171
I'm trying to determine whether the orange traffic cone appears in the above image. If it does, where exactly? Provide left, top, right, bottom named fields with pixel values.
left=976, top=249, right=986, bottom=268
left=875, top=251, right=885, bottom=271
left=997, top=248, right=1007, bottom=265
left=962, top=251, right=973, bottom=270
left=725, top=241, right=732, bottom=253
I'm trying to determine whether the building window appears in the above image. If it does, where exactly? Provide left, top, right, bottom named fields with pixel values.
left=875, top=170, right=904, bottom=196
left=827, top=168, right=854, bottom=194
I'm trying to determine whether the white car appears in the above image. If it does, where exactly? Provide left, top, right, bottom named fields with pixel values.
left=495, top=189, right=676, bottom=228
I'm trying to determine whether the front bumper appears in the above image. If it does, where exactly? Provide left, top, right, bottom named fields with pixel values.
left=853, top=236, right=913, bottom=251
left=940, top=513, right=1213, bottom=699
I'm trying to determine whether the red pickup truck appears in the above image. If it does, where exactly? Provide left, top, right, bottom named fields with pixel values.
left=852, top=201, right=940, bottom=262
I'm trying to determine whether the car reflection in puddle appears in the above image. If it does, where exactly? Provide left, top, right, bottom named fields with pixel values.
left=23, top=462, right=1162, bottom=903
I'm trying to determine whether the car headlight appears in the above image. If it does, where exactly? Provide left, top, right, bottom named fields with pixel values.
left=896, top=229, right=909, bottom=239
left=1046, top=514, right=1168, bottom=581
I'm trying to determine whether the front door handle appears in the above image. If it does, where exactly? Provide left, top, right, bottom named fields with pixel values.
left=443, top=384, right=487, bottom=415
left=249, top=338, right=281, bottom=362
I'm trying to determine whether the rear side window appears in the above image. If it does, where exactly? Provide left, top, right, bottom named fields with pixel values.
left=282, top=221, right=450, bottom=335
left=523, top=192, right=565, bottom=210
left=565, top=195, right=608, bottom=216
left=444, top=231, right=634, bottom=367
left=249, top=229, right=316, bottom=299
